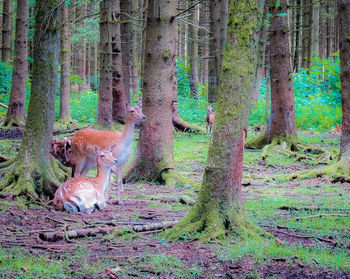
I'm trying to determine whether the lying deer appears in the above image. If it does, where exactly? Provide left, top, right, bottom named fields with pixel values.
left=53, top=145, right=118, bottom=213
left=71, top=104, right=146, bottom=204
left=205, top=106, right=215, bottom=134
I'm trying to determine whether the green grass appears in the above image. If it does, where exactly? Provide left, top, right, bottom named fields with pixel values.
left=222, top=236, right=350, bottom=271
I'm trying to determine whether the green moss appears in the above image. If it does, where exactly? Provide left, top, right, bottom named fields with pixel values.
left=162, top=48, right=171, bottom=61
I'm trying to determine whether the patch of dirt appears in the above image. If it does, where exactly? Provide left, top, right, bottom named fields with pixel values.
left=0, top=182, right=349, bottom=278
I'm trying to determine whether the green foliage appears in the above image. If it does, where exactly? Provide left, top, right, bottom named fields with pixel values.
left=0, top=62, right=12, bottom=96
left=250, top=55, right=341, bottom=130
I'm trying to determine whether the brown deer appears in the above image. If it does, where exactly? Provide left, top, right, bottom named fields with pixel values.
left=205, top=106, right=215, bottom=134
left=53, top=145, right=118, bottom=213
left=71, top=104, right=146, bottom=204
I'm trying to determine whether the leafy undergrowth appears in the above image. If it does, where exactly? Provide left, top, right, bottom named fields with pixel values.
left=0, top=130, right=349, bottom=278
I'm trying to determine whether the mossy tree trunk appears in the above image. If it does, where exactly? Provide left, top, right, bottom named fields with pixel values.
left=3, top=0, right=28, bottom=127
left=165, top=0, right=263, bottom=241
left=120, top=0, right=131, bottom=103
left=339, top=0, right=350, bottom=161
left=59, top=2, right=72, bottom=123
left=125, top=0, right=178, bottom=184
left=246, top=0, right=298, bottom=150
left=97, top=0, right=114, bottom=128
left=188, top=1, right=200, bottom=100
left=111, top=0, right=127, bottom=124
left=1, top=0, right=12, bottom=62
left=0, top=0, right=69, bottom=199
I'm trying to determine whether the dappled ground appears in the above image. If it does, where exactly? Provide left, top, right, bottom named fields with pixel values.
left=0, top=130, right=349, bottom=278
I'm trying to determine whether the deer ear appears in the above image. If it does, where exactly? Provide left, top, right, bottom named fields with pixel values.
left=109, top=144, right=118, bottom=153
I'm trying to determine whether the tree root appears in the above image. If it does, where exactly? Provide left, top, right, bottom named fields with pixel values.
left=0, top=158, right=70, bottom=200
left=0, top=116, right=26, bottom=128
left=270, top=157, right=350, bottom=182
left=161, top=169, right=201, bottom=189
left=247, top=134, right=334, bottom=164
left=163, top=196, right=269, bottom=242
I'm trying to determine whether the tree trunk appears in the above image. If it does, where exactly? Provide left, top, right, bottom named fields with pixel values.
left=90, top=40, right=98, bottom=90
left=188, top=1, right=200, bottom=100
left=59, top=2, right=72, bottom=122
left=78, top=3, right=87, bottom=91
left=4, top=0, right=28, bottom=127
left=293, top=0, right=302, bottom=71
left=312, top=2, right=320, bottom=57
left=97, top=0, right=114, bottom=127
left=327, top=0, right=335, bottom=57
left=267, top=0, right=296, bottom=140
left=120, top=0, right=131, bottom=103
left=165, top=0, right=263, bottom=242
left=130, top=0, right=139, bottom=95
left=85, top=42, right=90, bottom=90
left=208, top=0, right=221, bottom=103
left=0, top=13, right=3, bottom=58
left=319, top=1, right=326, bottom=59
left=246, top=0, right=297, bottom=149
left=1, top=0, right=13, bottom=62
left=126, top=0, right=177, bottom=183
left=111, top=0, right=127, bottom=124
left=0, top=0, right=68, bottom=199
left=301, top=0, right=312, bottom=68
left=199, top=1, right=209, bottom=83
left=339, top=0, right=350, bottom=159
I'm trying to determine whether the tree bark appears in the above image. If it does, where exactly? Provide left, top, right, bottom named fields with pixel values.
left=59, top=2, right=72, bottom=122
left=312, top=2, right=320, bottom=57
left=0, top=13, right=3, bottom=58
left=188, top=1, right=199, bottom=100
left=130, top=0, right=139, bottom=94
left=246, top=0, right=297, bottom=149
left=267, top=0, right=296, bottom=140
left=1, top=0, right=13, bottom=62
left=301, top=0, right=313, bottom=68
left=97, top=0, right=114, bottom=127
left=327, top=0, right=335, bottom=57
left=165, top=0, right=263, bottom=241
left=126, top=0, right=177, bottom=183
left=0, top=0, right=68, bottom=199
left=319, top=1, right=326, bottom=59
left=120, top=0, right=131, bottom=102
left=77, top=3, right=87, bottom=91
left=199, top=1, right=209, bottom=83
left=339, top=0, right=350, bottom=159
left=111, top=0, right=127, bottom=124
left=208, top=0, right=221, bottom=103
left=293, top=0, right=302, bottom=71
left=4, top=0, right=29, bottom=127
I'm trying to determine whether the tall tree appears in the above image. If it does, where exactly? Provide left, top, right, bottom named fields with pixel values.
left=199, top=1, right=209, bottom=83
left=0, top=0, right=68, bottom=198
left=120, top=0, right=131, bottom=102
left=59, top=2, right=72, bottom=123
left=276, top=0, right=350, bottom=182
left=301, top=0, right=313, bottom=68
left=207, top=0, right=229, bottom=103
left=111, top=0, right=127, bottom=124
left=126, top=0, right=187, bottom=185
left=246, top=0, right=297, bottom=148
left=3, top=0, right=29, bottom=127
left=77, top=2, right=87, bottom=91
left=97, top=0, right=114, bottom=128
left=130, top=0, right=139, bottom=94
left=188, top=1, right=200, bottom=100
left=165, top=0, right=263, bottom=241
left=1, top=0, right=12, bottom=62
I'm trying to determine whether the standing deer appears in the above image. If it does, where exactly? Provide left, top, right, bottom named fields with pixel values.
left=71, top=104, right=146, bottom=204
left=205, top=106, right=215, bottom=134
left=53, top=145, right=118, bottom=213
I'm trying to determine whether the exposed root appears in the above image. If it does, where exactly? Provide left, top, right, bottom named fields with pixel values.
left=270, top=157, right=350, bottom=182
left=161, top=169, right=201, bottom=189
left=0, top=158, right=68, bottom=200
left=247, top=134, right=333, bottom=164
left=163, top=198, right=267, bottom=242
left=0, top=116, right=25, bottom=128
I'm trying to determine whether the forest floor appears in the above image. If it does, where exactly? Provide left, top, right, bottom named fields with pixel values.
left=0, top=128, right=349, bottom=279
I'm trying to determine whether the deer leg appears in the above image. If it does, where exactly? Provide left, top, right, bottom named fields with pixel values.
left=80, top=158, right=96, bottom=177
left=74, top=156, right=86, bottom=177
